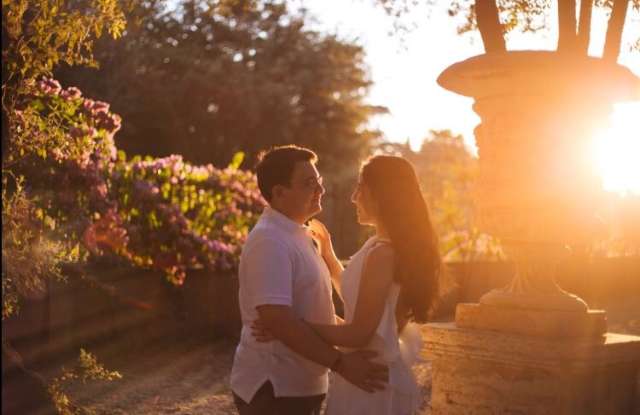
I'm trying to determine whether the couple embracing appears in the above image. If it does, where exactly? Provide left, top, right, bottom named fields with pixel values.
left=230, top=145, right=441, bottom=415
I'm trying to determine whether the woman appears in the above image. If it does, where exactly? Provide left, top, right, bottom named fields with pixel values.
left=255, top=155, right=441, bottom=414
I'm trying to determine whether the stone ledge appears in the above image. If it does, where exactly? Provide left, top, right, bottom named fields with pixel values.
left=423, top=322, right=640, bottom=415
left=455, top=302, right=607, bottom=338
left=423, top=322, right=640, bottom=371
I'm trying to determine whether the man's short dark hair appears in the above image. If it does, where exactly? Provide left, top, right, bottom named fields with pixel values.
left=256, top=145, right=318, bottom=202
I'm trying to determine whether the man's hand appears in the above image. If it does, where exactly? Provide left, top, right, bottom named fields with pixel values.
left=334, top=350, right=388, bottom=393
left=251, top=318, right=275, bottom=342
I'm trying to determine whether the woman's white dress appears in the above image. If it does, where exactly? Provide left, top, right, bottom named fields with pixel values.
left=325, top=236, right=422, bottom=415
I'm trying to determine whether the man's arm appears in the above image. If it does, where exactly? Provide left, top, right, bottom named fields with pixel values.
left=247, top=234, right=387, bottom=392
left=257, top=304, right=388, bottom=392
left=256, top=305, right=340, bottom=367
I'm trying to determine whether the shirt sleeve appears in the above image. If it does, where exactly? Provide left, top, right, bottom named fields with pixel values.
left=244, top=236, right=293, bottom=307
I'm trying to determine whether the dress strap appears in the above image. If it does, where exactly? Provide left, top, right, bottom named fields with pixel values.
left=371, top=237, right=392, bottom=248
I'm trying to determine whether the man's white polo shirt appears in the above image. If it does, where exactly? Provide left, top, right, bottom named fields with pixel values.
left=230, top=207, right=336, bottom=402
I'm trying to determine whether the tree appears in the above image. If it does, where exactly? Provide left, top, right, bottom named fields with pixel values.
left=2, top=2, right=129, bottom=412
left=54, top=0, right=387, bottom=256
left=55, top=0, right=385, bottom=169
left=373, top=0, right=640, bottom=58
left=375, top=130, right=503, bottom=261
left=2, top=0, right=128, bottom=155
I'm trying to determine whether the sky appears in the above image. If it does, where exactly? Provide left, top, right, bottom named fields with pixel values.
left=298, top=0, right=640, bottom=154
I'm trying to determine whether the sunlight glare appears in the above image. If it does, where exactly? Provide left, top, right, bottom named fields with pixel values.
left=592, top=102, right=640, bottom=195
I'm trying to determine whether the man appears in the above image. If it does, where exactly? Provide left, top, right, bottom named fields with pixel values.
left=230, top=145, right=388, bottom=415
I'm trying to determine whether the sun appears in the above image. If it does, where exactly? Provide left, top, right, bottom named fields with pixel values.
left=591, top=102, right=640, bottom=196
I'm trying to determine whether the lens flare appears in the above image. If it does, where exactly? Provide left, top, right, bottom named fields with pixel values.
left=592, top=102, right=640, bottom=196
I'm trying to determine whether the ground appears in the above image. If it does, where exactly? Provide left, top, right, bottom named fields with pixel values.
left=51, top=334, right=433, bottom=415
left=29, top=300, right=640, bottom=414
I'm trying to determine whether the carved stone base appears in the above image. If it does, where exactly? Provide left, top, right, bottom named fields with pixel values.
left=423, top=322, right=640, bottom=415
left=456, top=303, right=607, bottom=338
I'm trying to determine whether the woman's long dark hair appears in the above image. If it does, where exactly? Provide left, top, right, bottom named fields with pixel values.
left=361, top=155, right=441, bottom=323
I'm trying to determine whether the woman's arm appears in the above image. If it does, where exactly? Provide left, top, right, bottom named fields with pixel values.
left=307, top=244, right=394, bottom=348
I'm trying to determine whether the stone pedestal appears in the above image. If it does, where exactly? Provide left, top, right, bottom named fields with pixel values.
left=423, top=322, right=640, bottom=415
left=456, top=303, right=607, bottom=338
left=428, top=50, right=640, bottom=414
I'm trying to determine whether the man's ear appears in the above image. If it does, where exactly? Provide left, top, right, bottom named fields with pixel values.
left=272, top=184, right=286, bottom=201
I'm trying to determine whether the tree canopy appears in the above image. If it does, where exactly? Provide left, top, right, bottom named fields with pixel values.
left=55, top=0, right=386, bottom=170
left=373, top=0, right=640, bottom=57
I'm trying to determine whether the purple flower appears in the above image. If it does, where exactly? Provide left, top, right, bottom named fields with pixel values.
left=92, top=101, right=110, bottom=114
left=60, top=87, right=82, bottom=100
left=133, top=180, right=160, bottom=200
left=51, top=148, right=65, bottom=161
left=78, top=152, right=91, bottom=169
left=69, top=126, right=96, bottom=139
left=82, top=99, right=96, bottom=113
left=95, top=112, right=121, bottom=133
left=95, top=183, right=108, bottom=198
left=38, top=78, right=62, bottom=95
left=206, top=239, right=233, bottom=254
left=109, top=145, right=117, bottom=160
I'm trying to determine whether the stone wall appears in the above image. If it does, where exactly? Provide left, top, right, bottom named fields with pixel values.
left=3, top=258, right=639, bottom=367
left=2, top=266, right=239, bottom=368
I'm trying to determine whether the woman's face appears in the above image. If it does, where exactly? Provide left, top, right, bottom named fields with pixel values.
left=351, top=175, right=378, bottom=226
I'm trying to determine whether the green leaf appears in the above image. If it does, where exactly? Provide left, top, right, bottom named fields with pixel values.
left=229, top=152, right=245, bottom=169
left=44, top=215, right=56, bottom=230
left=69, top=243, right=80, bottom=259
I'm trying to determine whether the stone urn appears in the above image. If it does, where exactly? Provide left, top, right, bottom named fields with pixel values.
left=423, top=51, right=640, bottom=415
left=438, top=51, right=639, bottom=337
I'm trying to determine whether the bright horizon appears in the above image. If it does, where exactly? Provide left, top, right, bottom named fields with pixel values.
left=301, top=0, right=640, bottom=194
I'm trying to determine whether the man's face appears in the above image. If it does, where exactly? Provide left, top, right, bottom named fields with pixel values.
left=278, top=161, right=325, bottom=222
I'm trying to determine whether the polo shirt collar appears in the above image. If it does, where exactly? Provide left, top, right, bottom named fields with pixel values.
left=263, top=207, right=306, bottom=234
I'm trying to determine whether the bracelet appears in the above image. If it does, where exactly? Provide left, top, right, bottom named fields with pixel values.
left=329, top=351, right=343, bottom=372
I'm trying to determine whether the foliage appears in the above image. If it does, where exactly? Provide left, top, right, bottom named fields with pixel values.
left=108, top=152, right=264, bottom=284
left=52, top=0, right=384, bottom=257
left=1, top=0, right=128, bottom=123
left=48, top=349, right=122, bottom=415
left=6, top=78, right=264, bottom=290
left=54, top=0, right=385, bottom=170
left=371, top=0, right=640, bottom=52
left=1, top=176, right=76, bottom=319
left=2, top=1, right=265, bottom=318
left=376, top=130, right=504, bottom=261
left=3, top=78, right=122, bottom=303
left=2, top=0, right=128, bottom=321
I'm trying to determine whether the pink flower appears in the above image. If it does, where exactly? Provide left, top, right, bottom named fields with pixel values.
left=95, top=183, right=108, bottom=198
left=95, top=112, right=121, bottom=133
left=133, top=180, right=160, bottom=200
left=60, top=87, right=82, bottom=100
left=92, top=101, right=110, bottom=113
left=70, top=126, right=84, bottom=139
left=38, top=78, right=62, bottom=95
left=83, top=224, right=100, bottom=253
left=82, top=99, right=96, bottom=116
left=51, top=148, right=65, bottom=161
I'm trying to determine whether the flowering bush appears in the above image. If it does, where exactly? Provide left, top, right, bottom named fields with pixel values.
left=8, top=78, right=120, bottom=245
left=1, top=177, right=77, bottom=319
left=109, top=153, right=264, bottom=284
left=5, top=78, right=265, bottom=291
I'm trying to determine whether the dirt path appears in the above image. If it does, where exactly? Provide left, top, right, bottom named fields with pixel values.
left=57, top=335, right=432, bottom=415
left=49, top=304, right=640, bottom=414
left=56, top=336, right=238, bottom=414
